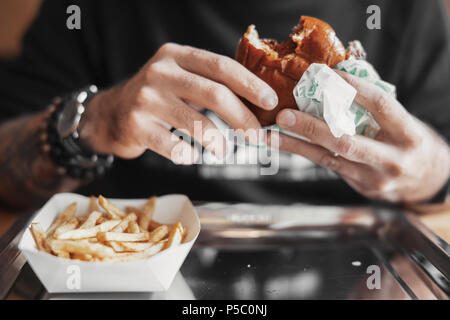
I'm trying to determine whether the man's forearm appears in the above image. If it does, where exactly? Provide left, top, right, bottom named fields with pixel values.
left=0, top=112, right=81, bottom=209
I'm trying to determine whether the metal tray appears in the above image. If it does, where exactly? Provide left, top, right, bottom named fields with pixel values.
left=1, top=203, right=449, bottom=299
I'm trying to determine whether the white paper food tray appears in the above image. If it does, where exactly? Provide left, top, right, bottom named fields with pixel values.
left=19, top=193, right=201, bottom=293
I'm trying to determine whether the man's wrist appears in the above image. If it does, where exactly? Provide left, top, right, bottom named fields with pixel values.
left=78, top=88, right=118, bottom=156
left=45, top=88, right=114, bottom=180
left=78, top=93, right=105, bottom=153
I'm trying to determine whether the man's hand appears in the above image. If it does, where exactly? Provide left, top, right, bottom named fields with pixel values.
left=79, top=43, right=278, bottom=164
left=268, top=70, right=450, bottom=203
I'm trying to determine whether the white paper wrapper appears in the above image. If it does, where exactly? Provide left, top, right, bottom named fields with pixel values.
left=293, top=63, right=357, bottom=138
left=292, top=60, right=396, bottom=138
left=19, top=193, right=200, bottom=293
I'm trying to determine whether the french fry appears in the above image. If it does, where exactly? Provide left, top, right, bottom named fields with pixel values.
left=96, top=216, right=108, bottom=225
left=107, top=241, right=127, bottom=252
left=126, top=205, right=161, bottom=231
left=54, top=217, right=79, bottom=238
left=126, top=205, right=162, bottom=231
left=50, top=239, right=115, bottom=258
left=55, top=250, right=70, bottom=259
left=97, top=231, right=150, bottom=242
left=112, top=213, right=137, bottom=233
left=181, top=224, right=188, bottom=240
left=57, top=220, right=120, bottom=240
left=139, top=196, right=156, bottom=231
left=45, top=202, right=77, bottom=237
left=115, top=241, right=154, bottom=252
left=164, top=222, right=184, bottom=249
left=71, top=252, right=94, bottom=261
left=79, top=211, right=102, bottom=229
left=98, top=195, right=126, bottom=219
left=127, top=220, right=140, bottom=233
left=148, top=220, right=162, bottom=230
left=125, top=206, right=143, bottom=215
left=88, top=196, right=99, bottom=213
left=30, top=222, right=48, bottom=252
left=102, top=240, right=166, bottom=262
left=77, top=215, right=88, bottom=224
left=148, top=224, right=169, bottom=242
left=107, top=241, right=154, bottom=253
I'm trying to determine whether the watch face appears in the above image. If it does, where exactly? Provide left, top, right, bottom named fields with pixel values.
left=57, top=100, right=85, bottom=138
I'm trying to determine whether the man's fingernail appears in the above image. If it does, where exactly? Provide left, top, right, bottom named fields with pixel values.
left=278, top=110, right=296, bottom=127
left=261, top=90, right=278, bottom=109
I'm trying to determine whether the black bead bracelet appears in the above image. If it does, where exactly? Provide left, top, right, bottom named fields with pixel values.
left=42, top=93, right=114, bottom=181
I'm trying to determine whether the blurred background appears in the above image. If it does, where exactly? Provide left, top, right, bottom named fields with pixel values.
left=0, top=0, right=449, bottom=60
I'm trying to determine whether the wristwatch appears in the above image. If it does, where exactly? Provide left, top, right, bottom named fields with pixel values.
left=44, top=85, right=114, bottom=180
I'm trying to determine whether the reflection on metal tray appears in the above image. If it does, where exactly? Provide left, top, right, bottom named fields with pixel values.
left=2, top=203, right=450, bottom=300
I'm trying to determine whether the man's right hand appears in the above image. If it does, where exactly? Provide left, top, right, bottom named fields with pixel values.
left=79, top=43, right=278, bottom=164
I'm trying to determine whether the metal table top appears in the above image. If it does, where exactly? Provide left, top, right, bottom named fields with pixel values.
left=2, top=203, right=449, bottom=299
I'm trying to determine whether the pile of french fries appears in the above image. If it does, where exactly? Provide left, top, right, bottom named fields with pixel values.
left=29, top=195, right=186, bottom=262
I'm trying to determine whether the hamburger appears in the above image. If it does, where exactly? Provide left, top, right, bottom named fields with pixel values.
left=235, top=16, right=361, bottom=126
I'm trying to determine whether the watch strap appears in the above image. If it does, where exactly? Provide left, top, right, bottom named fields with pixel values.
left=45, top=86, right=114, bottom=180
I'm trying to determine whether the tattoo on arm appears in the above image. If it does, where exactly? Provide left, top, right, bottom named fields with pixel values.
left=0, top=112, right=81, bottom=209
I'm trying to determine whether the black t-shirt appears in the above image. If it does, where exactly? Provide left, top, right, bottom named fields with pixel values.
left=0, top=0, right=449, bottom=204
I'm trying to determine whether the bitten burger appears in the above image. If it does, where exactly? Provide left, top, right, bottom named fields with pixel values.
left=236, top=16, right=363, bottom=126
